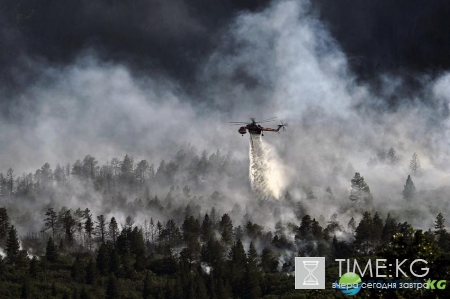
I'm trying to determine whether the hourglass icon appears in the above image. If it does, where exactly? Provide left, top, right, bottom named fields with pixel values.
left=302, top=261, right=319, bottom=285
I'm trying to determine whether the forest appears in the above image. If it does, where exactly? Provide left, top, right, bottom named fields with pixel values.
left=0, top=147, right=449, bottom=299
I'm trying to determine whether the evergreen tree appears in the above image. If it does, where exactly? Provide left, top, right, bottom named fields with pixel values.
left=245, top=241, right=261, bottom=299
left=0, top=207, right=10, bottom=242
left=260, top=247, right=278, bottom=273
left=372, top=212, right=384, bottom=245
left=84, top=209, right=94, bottom=238
left=382, top=213, right=398, bottom=244
left=387, top=147, right=400, bottom=165
left=219, top=214, right=233, bottom=245
left=6, top=168, right=14, bottom=195
left=326, top=213, right=342, bottom=233
left=44, top=208, right=58, bottom=238
left=349, top=172, right=373, bottom=206
left=6, top=225, right=20, bottom=264
left=16, top=249, right=29, bottom=269
left=109, top=249, right=121, bottom=274
left=182, top=216, right=200, bottom=245
left=120, top=154, right=134, bottom=191
left=200, top=213, right=213, bottom=242
left=96, top=215, right=107, bottom=243
left=46, top=237, right=58, bottom=262
left=297, top=215, right=313, bottom=240
left=229, top=239, right=247, bottom=297
left=96, top=243, right=110, bottom=275
left=84, top=209, right=94, bottom=249
left=29, top=256, right=38, bottom=278
left=82, top=155, right=98, bottom=180
left=354, top=212, right=373, bottom=254
left=60, top=209, right=76, bottom=245
left=109, top=217, right=118, bottom=244
left=311, top=219, right=323, bottom=240
left=434, top=213, right=446, bottom=238
left=409, top=152, right=422, bottom=175
left=403, top=175, right=417, bottom=201
left=71, top=255, right=86, bottom=283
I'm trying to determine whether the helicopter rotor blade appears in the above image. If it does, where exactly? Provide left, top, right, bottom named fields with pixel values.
left=258, top=117, right=277, bottom=123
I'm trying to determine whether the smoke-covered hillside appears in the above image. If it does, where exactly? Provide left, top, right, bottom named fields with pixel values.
left=2, top=0, right=450, bottom=298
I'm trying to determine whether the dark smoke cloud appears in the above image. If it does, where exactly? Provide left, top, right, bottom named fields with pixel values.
left=311, top=0, right=450, bottom=100
left=3, top=0, right=450, bottom=108
left=0, top=0, right=271, bottom=100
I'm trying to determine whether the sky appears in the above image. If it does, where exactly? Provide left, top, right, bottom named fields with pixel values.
left=2, top=0, right=450, bottom=229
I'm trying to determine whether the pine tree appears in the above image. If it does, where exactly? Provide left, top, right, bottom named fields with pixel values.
left=260, top=247, right=278, bottom=273
left=96, top=243, right=110, bottom=275
left=82, top=155, right=98, bottom=180
left=297, top=215, right=313, bottom=240
left=96, top=215, right=107, bottom=243
left=200, top=214, right=212, bottom=242
left=109, top=217, right=118, bottom=244
left=403, top=175, right=417, bottom=201
left=372, top=212, right=384, bottom=245
left=246, top=241, right=261, bottom=299
left=326, top=213, right=342, bottom=233
left=382, top=213, right=397, bottom=243
left=46, top=237, right=58, bottom=262
left=6, top=225, right=20, bottom=264
left=354, top=212, right=373, bottom=254
left=84, top=209, right=94, bottom=249
left=229, top=239, right=247, bottom=297
left=349, top=172, right=373, bottom=206
left=16, top=249, right=29, bottom=269
left=120, top=154, right=134, bottom=191
left=109, top=249, right=121, bottom=274
left=434, top=213, right=446, bottom=237
left=6, top=168, right=14, bottom=195
left=409, top=152, right=422, bottom=176
left=29, top=256, right=38, bottom=278
left=219, top=214, right=233, bottom=245
left=387, top=147, right=400, bottom=166
left=0, top=207, right=10, bottom=241
left=60, top=209, right=76, bottom=245
left=44, top=208, right=58, bottom=238
left=71, top=255, right=86, bottom=283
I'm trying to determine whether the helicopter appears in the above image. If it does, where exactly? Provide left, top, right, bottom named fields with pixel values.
left=230, top=117, right=287, bottom=136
